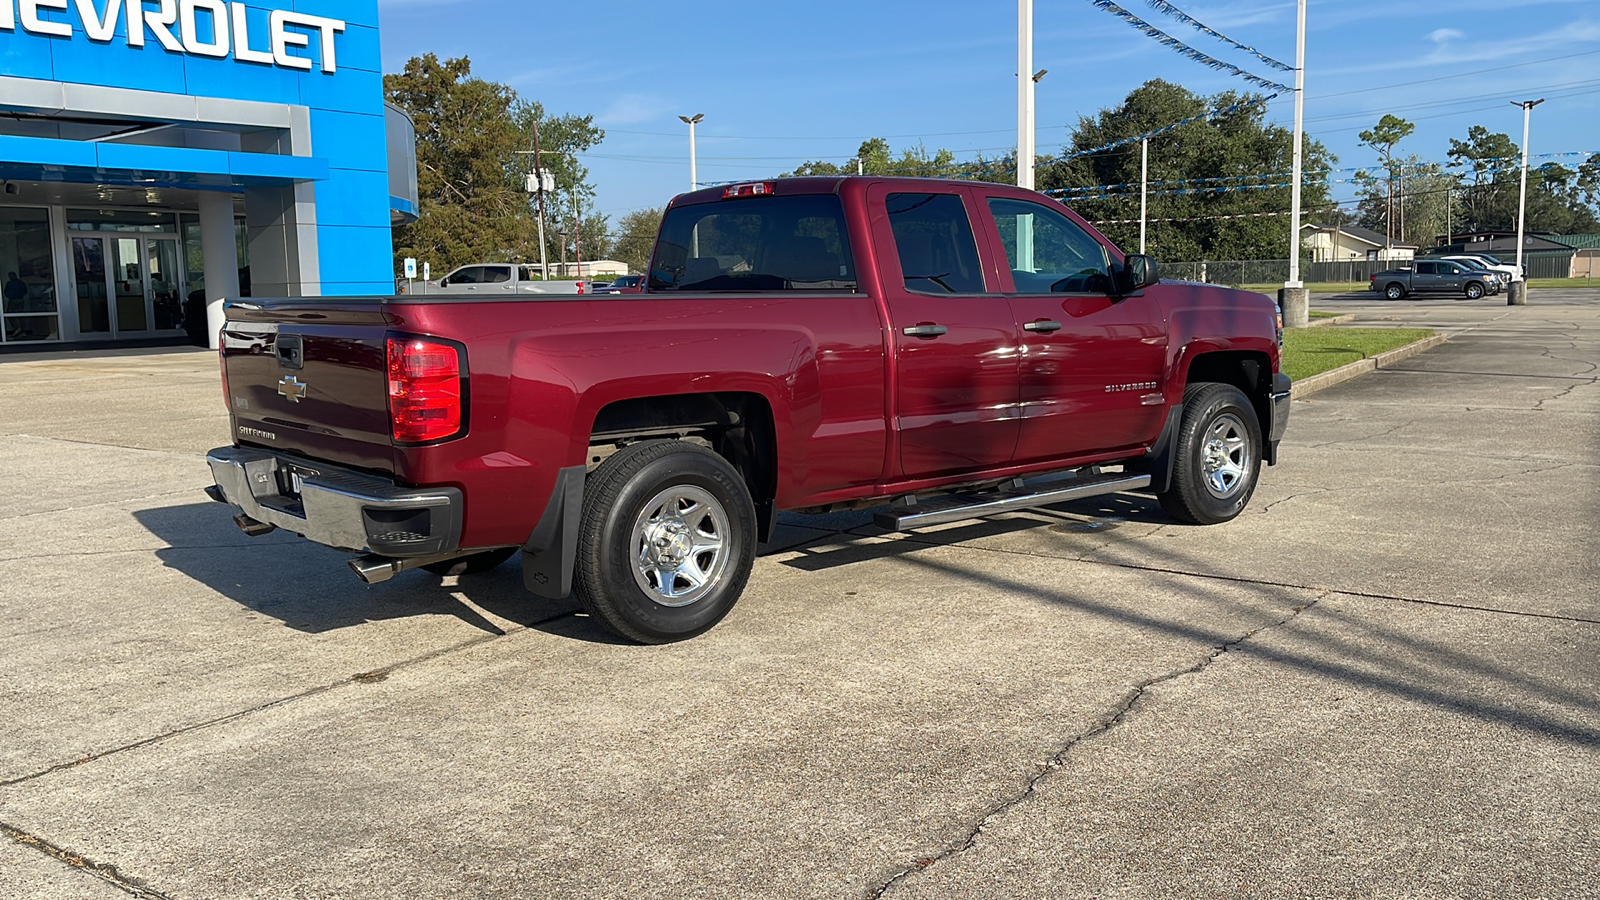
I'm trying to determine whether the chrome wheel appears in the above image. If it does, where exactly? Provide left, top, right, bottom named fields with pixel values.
left=630, top=485, right=730, bottom=607
left=1201, top=412, right=1252, bottom=499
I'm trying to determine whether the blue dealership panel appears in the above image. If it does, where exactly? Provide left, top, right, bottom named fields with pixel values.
left=1, top=0, right=401, bottom=295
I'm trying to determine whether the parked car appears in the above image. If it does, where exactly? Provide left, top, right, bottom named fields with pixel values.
left=1434, top=253, right=1522, bottom=284
left=587, top=279, right=613, bottom=292
left=1371, top=260, right=1499, bottom=299
left=606, top=274, right=645, bottom=294
left=207, top=176, right=1290, bottom=644
left=425, top=263, right=586, bottom=295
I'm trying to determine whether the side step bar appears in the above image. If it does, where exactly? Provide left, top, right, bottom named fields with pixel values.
left=873, top=472, right=1152, bottom=531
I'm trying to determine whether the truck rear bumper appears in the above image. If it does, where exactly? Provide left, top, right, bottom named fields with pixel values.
left=205, top=446, right=462, bottom=557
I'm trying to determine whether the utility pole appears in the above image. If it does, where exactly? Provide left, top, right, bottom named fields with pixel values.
left=1280, top=0, right=1309, bottom=326
left=572, top=185, right=583, bottom=281
left=1510, top=98, right=1544, bottom=305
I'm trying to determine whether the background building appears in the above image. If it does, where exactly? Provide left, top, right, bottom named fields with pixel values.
left=0, top=0, right=416, bottom=350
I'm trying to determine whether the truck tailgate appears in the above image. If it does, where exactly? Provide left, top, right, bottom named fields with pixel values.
left=222, top=300, right=398, bottom=475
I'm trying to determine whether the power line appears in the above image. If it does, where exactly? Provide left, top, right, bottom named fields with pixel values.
left=1310, top=48, right=1600, bottom=101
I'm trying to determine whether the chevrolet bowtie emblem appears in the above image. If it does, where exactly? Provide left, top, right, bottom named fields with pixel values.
left=277, top=375, right=308, bottom=403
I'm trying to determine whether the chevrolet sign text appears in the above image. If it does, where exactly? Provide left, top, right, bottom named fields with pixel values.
left=1, top=0, right=345, bottom=73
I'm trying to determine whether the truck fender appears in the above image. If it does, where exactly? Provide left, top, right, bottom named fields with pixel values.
left=521, top=464, right=586, bottom=599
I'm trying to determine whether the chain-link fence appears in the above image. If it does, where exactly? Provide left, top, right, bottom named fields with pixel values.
left=1162, top=257, right=1587, bottom=285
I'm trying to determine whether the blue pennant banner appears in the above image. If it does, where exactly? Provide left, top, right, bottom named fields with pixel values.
left=1086, top=0, right=1293, bottom=94
left=1144, top=0, right=1295, bottom=73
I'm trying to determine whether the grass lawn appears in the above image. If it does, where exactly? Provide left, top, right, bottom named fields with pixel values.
left=1238, top=282, right=1369, bottom=295
left=1528, top=277, right=1600, bottom=289
left=1280, top=327, right=1434, bottom=381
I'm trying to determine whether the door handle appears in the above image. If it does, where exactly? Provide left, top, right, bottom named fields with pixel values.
left=1024, top=319, right=1063, bottom=333
left=902, top=324, right=948, bottom=337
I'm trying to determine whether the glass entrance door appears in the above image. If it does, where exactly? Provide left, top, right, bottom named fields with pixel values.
left=110, top=236, right=149, bottom=333
left=147, top=237, right=182, bottom=330
left=72, top=234, right=186, bottom=339
left=73, top=236, right=112, bottom=336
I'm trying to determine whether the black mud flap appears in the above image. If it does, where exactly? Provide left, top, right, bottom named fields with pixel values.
left=1134, top=404, right=1185, bottom=495
left=521, top=465, right=585, bottom=599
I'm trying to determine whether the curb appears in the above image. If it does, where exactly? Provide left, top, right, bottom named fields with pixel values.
left=1292, top=333, right=1449, bottom=398
left=1304, top=314, right=1356, bottom=327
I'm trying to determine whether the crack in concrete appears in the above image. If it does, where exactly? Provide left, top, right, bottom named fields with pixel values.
left=0, top=821, right=173, bottom=899
left=866, top=591, right=1332, bottom=899
left=0, top=609, right=576, bottom=791
left=0, top=489, right=204, bottom=523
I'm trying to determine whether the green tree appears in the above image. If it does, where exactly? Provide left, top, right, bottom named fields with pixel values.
left=611, top=207, right=663, bottom=274
left=1445, top=125, right=1521, bottom=234
left=1355, top=114, right=1416, bottom=248
left=1039, top=79, right=1336, bottom=261
left=1446, top=128, right=1599, bottom=234
left=384, top=54, right=605, bottom=276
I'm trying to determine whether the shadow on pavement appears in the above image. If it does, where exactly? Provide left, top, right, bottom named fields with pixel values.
left=134, top=502, right=576, bottom=636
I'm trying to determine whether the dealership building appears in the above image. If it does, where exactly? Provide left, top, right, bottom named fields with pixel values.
left=0, top=0, right=416, bottom=350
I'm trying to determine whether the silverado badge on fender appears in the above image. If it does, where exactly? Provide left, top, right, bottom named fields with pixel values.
left=277, top=375, right=308, bottom=403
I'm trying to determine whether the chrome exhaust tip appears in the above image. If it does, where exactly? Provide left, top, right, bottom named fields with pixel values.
left=348, top=554, right=399, bottom=584
left=233, top=513, right=277, bottom=537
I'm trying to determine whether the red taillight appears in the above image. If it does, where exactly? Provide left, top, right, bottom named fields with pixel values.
left=387, top=336, right=464, bottom=443
left=723, top=181, right=775, bottom=198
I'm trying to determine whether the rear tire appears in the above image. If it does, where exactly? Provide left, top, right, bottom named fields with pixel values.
left=573, top=441, right=757, bottom=644
left=1158, top=383, right=1263, bottom=526
left=1384, top=283, right=1405, bottom=300
left=422, top=547, right=518, bottom=576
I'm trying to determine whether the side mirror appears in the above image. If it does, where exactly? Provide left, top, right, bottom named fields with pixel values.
left=438, top=277, right=449, bottom=287
left=1115, top=254, right=1160, bottom=296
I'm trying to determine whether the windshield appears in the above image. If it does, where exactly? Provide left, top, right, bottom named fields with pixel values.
left=650, top=194, right=857, bottom=292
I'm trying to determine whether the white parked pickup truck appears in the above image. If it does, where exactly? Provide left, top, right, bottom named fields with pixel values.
left=423, top=263, right=589, bottom=295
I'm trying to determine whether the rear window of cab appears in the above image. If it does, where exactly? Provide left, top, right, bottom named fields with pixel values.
left=650, top=194, right=857, bottom=292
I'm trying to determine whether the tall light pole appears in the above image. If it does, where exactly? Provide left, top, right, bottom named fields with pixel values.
left=679, top=113, right=703, bottom=192
left=513, top=142, right=559, bottom=280
left=1280, top=0, right=1309, bottom=327
left=1017, top=0, right=1035, bottom=190
left=1139, top=137, right=1148, bottom=254
left=1511, top=98, right=1544, bottom=302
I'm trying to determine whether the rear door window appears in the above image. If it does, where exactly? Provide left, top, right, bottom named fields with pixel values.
left=650, top=194, right=855, bottom=291
left=885, top=192, right=986, bottom=294
left=482, top=265, right=512, bottom=284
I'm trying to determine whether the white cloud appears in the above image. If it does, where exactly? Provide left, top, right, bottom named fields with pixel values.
left=1428, top=27, right=1465, bottom=43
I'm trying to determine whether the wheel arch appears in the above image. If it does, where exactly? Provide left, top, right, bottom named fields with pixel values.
left=587, top=391, right=779, bottom=541
left=1144, top=349, right=1275, bottom=492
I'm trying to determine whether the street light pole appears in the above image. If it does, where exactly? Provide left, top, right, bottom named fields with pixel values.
left=679, top=113, right=703, bottom=192
left=1017, top=0, right=1034, bottom=190
left=1280, top=0, right=1309, bottom=327
left=1139, top=137, right=1148, bottom=254
left=1511, top=98, right=1544, bottom=305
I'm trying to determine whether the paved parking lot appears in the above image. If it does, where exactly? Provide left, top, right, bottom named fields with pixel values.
left=1, top=291, right=1596, bottom=899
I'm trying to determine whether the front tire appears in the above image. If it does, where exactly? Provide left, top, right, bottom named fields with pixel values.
left=1158, top=383, right=1263, bottom=525
left=573, top=441, right=757, bottom=644
left=1464, top=281, right=1485, bottom=299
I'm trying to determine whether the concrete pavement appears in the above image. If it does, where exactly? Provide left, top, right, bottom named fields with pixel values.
left=1, top=291, right=1595, bottom=899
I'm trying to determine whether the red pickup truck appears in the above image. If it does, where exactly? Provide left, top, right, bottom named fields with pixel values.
left=207, top=176, right=1290, bottom=643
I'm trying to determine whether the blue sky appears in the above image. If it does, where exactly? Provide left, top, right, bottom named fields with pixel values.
left=375, top=0, right=1600, bottom=231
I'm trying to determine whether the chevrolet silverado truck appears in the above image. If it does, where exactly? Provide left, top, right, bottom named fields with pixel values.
left=206, top=176, right=1291, bottom=643
left=1370, top=259, right=1500, bottom=300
